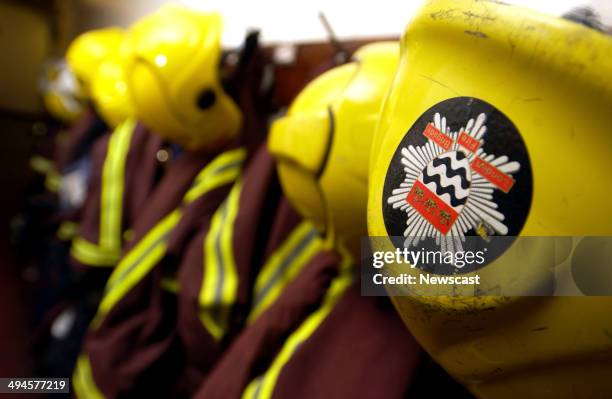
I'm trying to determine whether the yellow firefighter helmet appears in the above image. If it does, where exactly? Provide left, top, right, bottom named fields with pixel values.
left=90, top=50, right=135, bottom=128
left=367, top=0, right=612, bottom=398
left=40, top=59, right=86, bottom=123
left=123, top=4, right=242, bottom=151
left=65, top=27, right=124, bottom=98
left=269, top=42, right=399, bottom=256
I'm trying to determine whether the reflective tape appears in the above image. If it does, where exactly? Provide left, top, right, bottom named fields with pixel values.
left=184, top=148, right=246, bottom=204
left=57, top=221, right=79, bottom=241
left=69, top=118, right=136, bottom=268
left=99, top=118, right=136, bottom=251
left=92, top=148, right=245, bottom=327
left=71, top=236, right=121, bottom=267
left=92, top=209, right=180, bottom=327
left=242, top=255, right=354, bottom=399
left=75, top=147, right=245, bottom=394
left=73, top=354, right=104, bottom=399
left=199, top=180, right=243, bottom=340
left=45, top=169, right=61, bottom=193
left=160, top=277, right=180, bottom=294
left=247, top=222, right=322, bottom=324
left=29, top=156, right=54, bottom=175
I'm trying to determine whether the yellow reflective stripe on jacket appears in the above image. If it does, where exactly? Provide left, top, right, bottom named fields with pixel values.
left=241, top=256, right=354, bottom=399
left=73, top=354, right=104, bottom=399
left=247, top=222, right=322, bottom=324
left=29, top=155, right=54, bottom=175
left=45, top=169, right=61, bottom=193
left=199, top=180, right=243, bottom=340
left=71, top=236, right=121, bottom=267
left=160, top=277, right=180, bottom=294
left=92, top=148, right=245, bottom=327
left=69, top=118, right=136, bottom=268
left=184, top=148, right=246, bottom=203
left=57, top=221, right=79, bottom=241
left=99, top=118, right=136, bottom=251
left=92, top=209, right=180, bottom=327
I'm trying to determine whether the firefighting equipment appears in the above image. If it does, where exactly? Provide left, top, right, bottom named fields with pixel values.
left=195, top=256, right=419, bottom=399
left=52, top=26, right=125, bottom=215
left=195, top=42, right=421, bottom=399
left=66, top=28, right=124, bottom=98
left=71, top=53, right=137, bottom=266
left=177, top=148, right=322, bottom=379
left=269, top=42, right=399, bottom=257
left=70, top=25, right=266, bottom=272
left=90, top=53, right=135, bottom=128
left=67, top=122, right=167, bottom=271
left=28, top=115, right=114, bottom=378
left=43, top=120, right=153, bottom=386
left=123, top=5, right=242, bottom=151
left=73, top=147, right=246, bottom=398
left=40, top=59, right=86, bottom=124
left=54, top=27, right=122, bottom=189
left=171, top=32, right=318, bottom=395
left=52, top=107, right=109, bottom=188
left=69, top=119, right=139, bottom=268
left=367, top=0, right=612, bottom=398
left=169, top=146, right=419, bottom=399
left=72, top=27, right=272, bottom=397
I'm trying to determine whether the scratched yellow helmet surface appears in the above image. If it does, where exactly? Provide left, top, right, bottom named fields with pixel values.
left=123, top=4, right=242, bottom=151
left=90, top=51, right=134, bottom=128
left=40, top=59, right=86, bottom=123
left=66, top=27, right=124, bottom=98
left=367, top=0, right=612, bottom=398
left=269, top=42, right=399, bottom=256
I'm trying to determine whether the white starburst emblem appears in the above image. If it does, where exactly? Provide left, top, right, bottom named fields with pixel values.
left=387, top=112, right=521, bottom=255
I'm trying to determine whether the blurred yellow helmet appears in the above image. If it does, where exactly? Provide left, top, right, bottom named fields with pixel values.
left=66, top=27, right=124, bottom=97
left=40, top=59, right=86, bottom=123
left=123, top=4, right=242, bottom=151
left=367, top=0, right=612, bottom=398
left=90, top=51, right=134, bottom=128
left=269, top=42, right=399, bottom=256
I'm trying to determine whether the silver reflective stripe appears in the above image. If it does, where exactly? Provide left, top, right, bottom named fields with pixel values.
left=252, top=229, right=318, bottom=309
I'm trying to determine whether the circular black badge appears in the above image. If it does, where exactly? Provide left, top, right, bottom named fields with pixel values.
left=382, top=97, right=532, bottom=274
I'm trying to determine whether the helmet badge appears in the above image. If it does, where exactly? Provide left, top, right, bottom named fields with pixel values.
left=382, top=97, right=533, bottom=270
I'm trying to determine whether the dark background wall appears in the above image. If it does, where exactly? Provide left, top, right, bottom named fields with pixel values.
left=0, top=0, right=55, bottom=378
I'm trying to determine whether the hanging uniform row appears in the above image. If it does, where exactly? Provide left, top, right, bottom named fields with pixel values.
left=21, top=0, right=612, bottom=398
left=24, top=4, right=421, bottom=399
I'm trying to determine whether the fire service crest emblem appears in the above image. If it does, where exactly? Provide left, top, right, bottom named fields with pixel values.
left=382, top=97, right=533, bottom=273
